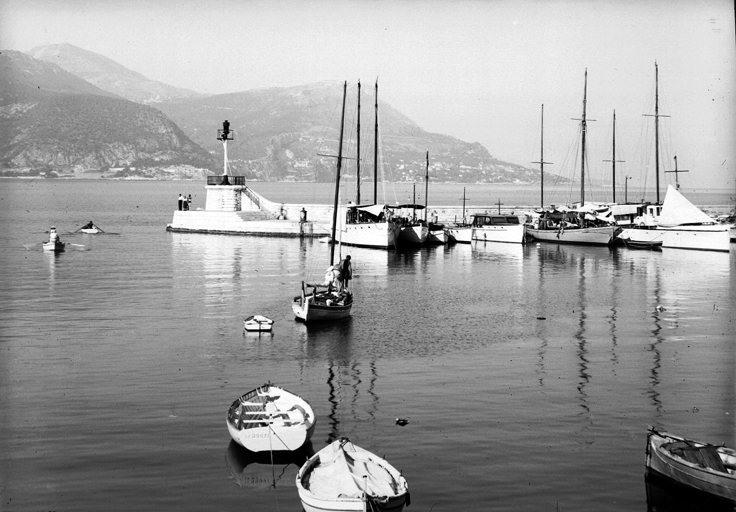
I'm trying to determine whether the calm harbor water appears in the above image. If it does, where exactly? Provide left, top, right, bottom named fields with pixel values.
left=0, top=179, right=734, bottom=512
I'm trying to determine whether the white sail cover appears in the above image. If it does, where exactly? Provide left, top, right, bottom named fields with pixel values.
left=356, top=204, right=387, bottom=217
left=658, top=185, right=716, bottom=227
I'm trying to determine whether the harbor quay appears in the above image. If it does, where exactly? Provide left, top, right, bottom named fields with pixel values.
left=165, top=176, right=531, bottom=238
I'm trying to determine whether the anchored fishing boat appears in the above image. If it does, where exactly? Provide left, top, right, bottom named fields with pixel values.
left=646, top=426, right=736, bottom=503
left=226, top=383, right=316, bottom=453
left=296, top=437, right=410, bottom=512
left=292, top=82, right=354, bottom=323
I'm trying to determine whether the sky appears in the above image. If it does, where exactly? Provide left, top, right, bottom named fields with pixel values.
left=1, top=0, right=735, bottom=192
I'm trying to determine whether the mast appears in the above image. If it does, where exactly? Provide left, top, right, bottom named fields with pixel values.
left=532, top=104, right=552, bottom=209
left=424, top=151, right=429, bottom=222
left=654, top=62, right=660, bottom=203
left=643, top=61, right=668, bottom=204
left=604, top=110, right=624, bottom=203
left=462, top=187, right=466, bottom=223
left=373, top=80, right=379, bottom=204
left=356, top=81, right=361, bottom=205
left=580, top=69, right=588, bottom=207
left=330, top=81, right=347, bottom=266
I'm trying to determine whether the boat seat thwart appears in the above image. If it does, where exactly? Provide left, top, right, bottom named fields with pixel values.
left=666, top=441, right=729, bottom=473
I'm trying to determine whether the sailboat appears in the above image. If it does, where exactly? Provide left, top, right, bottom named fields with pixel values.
left=392, top=181, right=429, bottom=247
left=292, top=82, right=354, bottom=323
left=446, top=187, right=472, bottom=243
left=526, top=70, right=620, bottom=245
left=655, top=185, right=731, bottom=252
left=613, top=62, right=730, bottom=250
left=340, top=80, right=401, bottom=250
left=424, top=151, right=450, bottom=244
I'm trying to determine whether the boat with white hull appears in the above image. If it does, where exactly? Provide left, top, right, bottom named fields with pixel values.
left=471, top=214, right=526, bottom=244
left=226, top=383, right=316, bottom=453
left=619, top=186, right=731, bottom=252
left=447, top=225, right=472, bottom=243
left=341, top=204, right=400, bottom=249
left=526, top=71, right=618, bottom=246
left=296, top=437, right=410, bottom=512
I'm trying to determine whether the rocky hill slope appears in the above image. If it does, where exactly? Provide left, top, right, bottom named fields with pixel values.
left=157, top=81, right=548, bottom=184
left=0, top=50, right=216, bottom=178
left=28, top=43, right=203, bottom=104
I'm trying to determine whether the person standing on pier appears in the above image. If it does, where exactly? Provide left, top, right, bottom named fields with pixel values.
left=178, top=193, right=184, bottom=211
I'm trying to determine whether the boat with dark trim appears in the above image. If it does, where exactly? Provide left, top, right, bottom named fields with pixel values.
left=526, top=70, right=619, bottom=246
left=646, top=426, right=736, bottom=503
left=296, top=437, right=410, bottom=512
left=340, top=80, right=401, bottom=250
left=226, top=383, right=316, bottom=453
left=292, top=82, right=354, bottom=323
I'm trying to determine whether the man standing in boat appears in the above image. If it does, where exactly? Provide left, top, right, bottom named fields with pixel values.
left=48, top=226, right=60, bottom=244
left=338, top=255, right=352, bottom=292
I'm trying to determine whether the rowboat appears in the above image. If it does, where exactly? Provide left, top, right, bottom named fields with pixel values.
left=42, top=241, right=65, bottom=252
left=645, top=426, right=736, bottom=503
left=296, top=437, right=410, bottom=512
left=80, top=227, right=101, bottom=234
left=226, top=383, right=316, bottom=453
left=243, top=315, right=273, bottom=332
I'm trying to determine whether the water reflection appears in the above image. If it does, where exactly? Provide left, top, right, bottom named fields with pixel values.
left=645, top=472, right=734, bottom=512
left=225, top=440, right=314, bottom=489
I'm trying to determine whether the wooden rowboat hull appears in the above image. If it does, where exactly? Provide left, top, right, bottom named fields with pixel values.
left=43, top=242, right=65, bottom=252
left=296, top=438, right=409, bottom=512
left=226, top=384, right=316, bottom=453
left=646, top=427, right=736, bottom=503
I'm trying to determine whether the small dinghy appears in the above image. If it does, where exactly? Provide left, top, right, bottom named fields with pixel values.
left=77, top=221, right=104, bottom=234
left=243, top=315, right=274, bottom=332
left=226, top=383, right=316, bottom=453
left=42, top=241, right=65, bottom=252
left=646, top=426, right=736, bottom=502
left=296, top=437, right=410, bottom=512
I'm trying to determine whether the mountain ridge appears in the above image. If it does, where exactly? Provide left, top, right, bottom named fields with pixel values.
left=3, top=44, right=557, bottom=184
left=0, top=50, right=217, bottom=178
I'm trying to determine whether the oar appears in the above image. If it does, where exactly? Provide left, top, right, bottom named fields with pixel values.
left=23, top=242, right=42, bottom=251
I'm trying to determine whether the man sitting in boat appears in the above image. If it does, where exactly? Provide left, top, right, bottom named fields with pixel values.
left=82, top=221, right=95, bottom=230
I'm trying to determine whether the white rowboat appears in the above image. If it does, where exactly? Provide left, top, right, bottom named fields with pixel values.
left=243, top=315, right=274, bottom=332
left=226, top=383, right=316, bottom=453
left=296, top=437, right=410, bottom=512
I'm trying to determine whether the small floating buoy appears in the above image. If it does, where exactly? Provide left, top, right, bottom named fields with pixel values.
left=656, top=305, right=666, bottom=312
left=395, top=418, right=409, bottom=426
left=536, top=317, right=546, bottom=320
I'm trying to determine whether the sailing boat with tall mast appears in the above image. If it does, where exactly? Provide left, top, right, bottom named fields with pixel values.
left=425, top=151, right=450, bottom=244
left=446, top=187, right=472, bottom=243
left=292, top=82, right=353, bottom=323
left=526, top=69, right=620, bottom=245
left=340, top=80, right=401, bottom=250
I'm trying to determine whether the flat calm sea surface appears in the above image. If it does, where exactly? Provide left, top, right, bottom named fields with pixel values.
left=0, top=179, right=734, bottom=512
